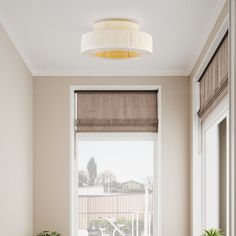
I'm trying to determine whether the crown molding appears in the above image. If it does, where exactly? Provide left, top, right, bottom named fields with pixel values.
left=0, top=8, right=35, bottom=75
left=32, top=69, right=190, bottom=77
left=187, top=0, right=228, bottom=77
left=191, top=14, right=229, bottom=82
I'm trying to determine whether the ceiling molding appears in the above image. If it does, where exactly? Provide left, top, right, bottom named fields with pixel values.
left=187, top=0, right=227, bottom=76
left=191, top=14, right=229, bottom=82
left=32, top=70, right=190, bottom=77
left=0, top=8, right=35, bottom=74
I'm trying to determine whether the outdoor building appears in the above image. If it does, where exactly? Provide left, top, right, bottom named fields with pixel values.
left=121, top=181, right=145, bottom=193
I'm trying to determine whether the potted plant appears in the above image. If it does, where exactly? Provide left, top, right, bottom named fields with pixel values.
left=202, top=229, right=224, bottom=236
left=36, top=231, right=61, bottom=236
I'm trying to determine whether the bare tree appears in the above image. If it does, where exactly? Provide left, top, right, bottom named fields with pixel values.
left=78, top=170, right=89, bottom=187
left=144, top=176, right=153, bottom=190
left=96, top=170, right=117, bottom=186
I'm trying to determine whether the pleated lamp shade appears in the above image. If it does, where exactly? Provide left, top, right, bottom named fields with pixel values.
left=81, top=19, right=153, bottom=59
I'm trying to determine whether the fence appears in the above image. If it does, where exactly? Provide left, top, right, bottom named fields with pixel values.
left=78, top=193, right=153, bottom=229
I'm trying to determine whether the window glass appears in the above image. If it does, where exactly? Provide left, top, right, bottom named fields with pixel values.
left=77, top=140, right=154, bottom=236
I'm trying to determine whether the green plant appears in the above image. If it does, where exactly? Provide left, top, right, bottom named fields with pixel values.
left=202, top=229, right=224, bottom=236
left=36, top=231, right=61, bottom=236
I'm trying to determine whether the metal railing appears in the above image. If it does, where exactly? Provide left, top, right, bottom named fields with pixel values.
left=78, top=192, right=153, bottom=236
left=78, top=211, right=153, bottom=236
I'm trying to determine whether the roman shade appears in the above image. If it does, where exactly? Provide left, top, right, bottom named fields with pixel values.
left=198, top=32, right=228, bottom=119
left=75, top=91, right=158, bottom=132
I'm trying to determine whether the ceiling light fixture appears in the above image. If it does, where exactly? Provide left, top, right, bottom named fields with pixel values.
left=81, top=19, right=153, bottom=59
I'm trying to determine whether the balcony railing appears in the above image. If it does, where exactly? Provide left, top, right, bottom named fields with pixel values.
left=78, top=192, right=153, bottom=236
left=78, top=211, right=153, bottom=236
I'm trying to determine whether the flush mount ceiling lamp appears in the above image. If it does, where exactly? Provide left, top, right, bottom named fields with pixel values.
left=81, top=19, right=153, bottom=59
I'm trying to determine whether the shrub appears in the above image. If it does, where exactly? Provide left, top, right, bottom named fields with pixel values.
left=202, top=229, right=224, bottom=236
left=36, top=231, right=61, bottom=236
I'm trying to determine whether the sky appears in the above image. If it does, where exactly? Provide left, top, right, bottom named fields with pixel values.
left=77, top=140, right=154, bottom=183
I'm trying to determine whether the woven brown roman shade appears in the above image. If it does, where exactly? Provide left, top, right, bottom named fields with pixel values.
left=198, top=32, right=229, bottom=119
left=75, top=91, right=158, bottom=132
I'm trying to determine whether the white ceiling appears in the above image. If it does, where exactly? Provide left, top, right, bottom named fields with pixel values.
left=0, top=0, right=225, bottom=76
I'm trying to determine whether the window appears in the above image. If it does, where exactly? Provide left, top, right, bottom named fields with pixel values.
left=71, top=88, right=160, bottom=236
left=202, top=97, right=229, bottom=234
left=191, top=31, right=230, bottom=236
left=76, top=133, right=156, bottom=236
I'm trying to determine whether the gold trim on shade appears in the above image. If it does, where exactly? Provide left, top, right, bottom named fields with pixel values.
left=95, top=50, right=140, bottom=59
left=81, top=19, right=153, bottom=59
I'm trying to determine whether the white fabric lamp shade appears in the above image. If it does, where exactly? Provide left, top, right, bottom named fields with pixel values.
left=81, top=19, right=153, bottom=59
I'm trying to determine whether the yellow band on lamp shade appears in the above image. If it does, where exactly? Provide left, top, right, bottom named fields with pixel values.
left=81, top=19, right=153, bottom=59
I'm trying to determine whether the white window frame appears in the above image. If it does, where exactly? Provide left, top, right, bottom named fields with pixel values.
left=201, top=95, right=229, bottom=233
left=229, top=1, right=236, bottom=234
left=69, top=85, right=162, bottom=236
left=191, top=13, right=230, bottom=236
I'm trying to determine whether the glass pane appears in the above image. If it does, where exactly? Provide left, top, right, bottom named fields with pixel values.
left=77, top=140, right=154, bottom=236
left=204, top=118, right=228, bottom=232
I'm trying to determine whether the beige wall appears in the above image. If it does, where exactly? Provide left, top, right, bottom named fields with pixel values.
left=33, top=76, right=190, bottom=236
left=0, top=24, right=33, bottom=236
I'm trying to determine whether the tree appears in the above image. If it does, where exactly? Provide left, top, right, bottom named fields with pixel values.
left=78, top=170, right=89, bottom=187
left=98, top=170, right=117, bottom=186
left=144, top=176, right=153, bottom=190
left=87, top=157, right=97, bottom=186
